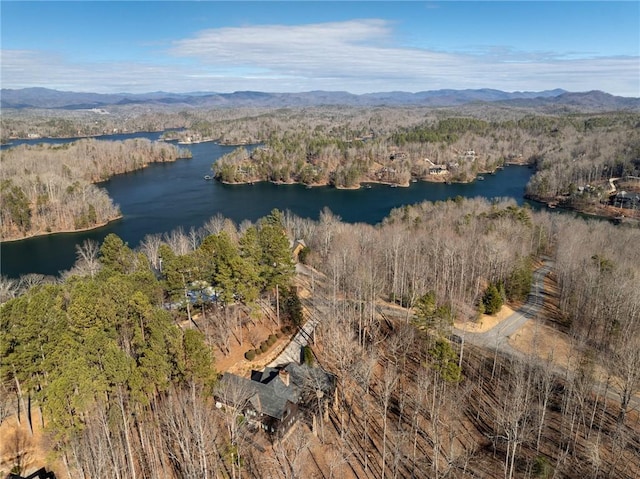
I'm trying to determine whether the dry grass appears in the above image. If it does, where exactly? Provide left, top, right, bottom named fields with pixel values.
left=215, top=276, right=313, bottom=377
left=454, top=305, right=516, bottom=333
left=0, top=409, right=64, bottom=478
left=510, top=320, right=574, bottom=365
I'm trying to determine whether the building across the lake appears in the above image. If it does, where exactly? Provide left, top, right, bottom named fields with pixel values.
left=425, top=158, right=448, bottom=175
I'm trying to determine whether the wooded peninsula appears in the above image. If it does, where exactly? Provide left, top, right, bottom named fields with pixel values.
left=211, top=111, right=640, bottom=219
left=1, top=139, right=191, bottom=241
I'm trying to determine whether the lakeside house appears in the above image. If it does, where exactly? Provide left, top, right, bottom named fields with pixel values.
left=613, top=190, right=640, bottom=209
left=463, top=149, right=477, bottom=159
left=389, top=150, right=407, bottom=160
left=429, top=165, right=448, bottom=175
left=425, top=158, right=448, bottom=175
left=216, top=363, right=336, bottom=437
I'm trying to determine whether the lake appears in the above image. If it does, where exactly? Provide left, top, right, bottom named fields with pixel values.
left=1, top=133, right=535, bottom=278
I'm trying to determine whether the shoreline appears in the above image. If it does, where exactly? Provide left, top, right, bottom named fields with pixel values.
left=217, top=175, right=485, bottom=189
left=2, top=136, right=193, bottom=244
left=218, top=140, right=263, bottom=147
left=6, top=131, right=165, bottom=142
left=220, top=178, right=413, bottom=189
left=525, top=194, right=639, bottom=223
left=1, top=215, right=123, bottom=244
left=215, top=161, right=522, bottom=189
left=5, top=127, right=193, bottom=143
left=176, top=138, right=218, bottom=145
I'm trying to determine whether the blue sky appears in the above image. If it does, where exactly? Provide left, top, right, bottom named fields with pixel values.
left=2, top=1, right=639, bottom=95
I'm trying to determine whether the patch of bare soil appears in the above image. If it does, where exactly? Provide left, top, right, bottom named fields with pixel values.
left=210, top=306, right=298, bottom=377
left=215, top=322, right=288, bottom=377
left=0, top=409, right=65, bottom=478
left=510, top=320, right=575, bottom=366
left=507, top=265, right=577, bottom=364
left=507, top=265, right=574, bottom=368
left=454, top=305, right=516, bottom=333
left=215, top=278, right=313, bottom=377
left=509, top=319, right=640, bottom=406
left=509, top=269, right=635, bottom=394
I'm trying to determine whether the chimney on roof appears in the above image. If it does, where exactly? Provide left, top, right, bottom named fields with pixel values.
left=279, top=369, right=290, bottom=387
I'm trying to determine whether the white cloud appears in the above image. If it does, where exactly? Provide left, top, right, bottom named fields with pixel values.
left=1, top=50, right=193, bottom=93
left=166, top=20, right=639, bottom=95
left=2, top=20, right=639, bottom=96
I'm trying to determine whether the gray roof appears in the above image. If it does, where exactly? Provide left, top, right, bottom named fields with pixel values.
left=219, top=363, right=335, bottom=421
left=219, top=370, right=299, bottom=421
left=283, top=363, right=336, bottom=396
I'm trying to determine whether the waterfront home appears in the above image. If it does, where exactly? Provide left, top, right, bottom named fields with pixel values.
left=216, top=363, right=335, bottom=437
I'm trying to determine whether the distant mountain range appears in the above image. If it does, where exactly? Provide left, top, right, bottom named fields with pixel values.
left=1, top=87, right=639, bottom=111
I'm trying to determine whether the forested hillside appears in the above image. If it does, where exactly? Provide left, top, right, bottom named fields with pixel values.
left=1, top=202, right=638, bottom=478
left=525, top=115, right=640, bottom=215
left=0, top=139, right=191, bottom=241
left=0, top=109, right=190, bottom=142
left=212, top=112, right=640, bottom=197
left=4, top=104, right=639, bottom=216
left=0, top=211, right=295, bottom=477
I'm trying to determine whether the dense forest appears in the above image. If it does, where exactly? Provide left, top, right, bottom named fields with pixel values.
left=211, top=112, right=640, bottom=199
left=0, top=210, right=296, bottom=477
left=4, top=105, right=639, bottom=215
left=0, top=139, right=191, bottom=241
left=1, top=200, right=639, bottom=478
left=1, top=110, right=190, bottom=142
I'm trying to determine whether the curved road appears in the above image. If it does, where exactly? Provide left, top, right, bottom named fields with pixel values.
left=453, top=259, right=639, bottom=414
left=270, top=260, right=638, bottom=414
left=272, top=261, right=555, bottom=367
left=454, top=260, right=553, bottom=353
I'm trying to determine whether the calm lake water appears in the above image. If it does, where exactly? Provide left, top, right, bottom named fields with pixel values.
left=1, top=133, right=535, bottom=278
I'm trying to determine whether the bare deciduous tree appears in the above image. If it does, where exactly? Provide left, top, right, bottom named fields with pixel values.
left=159, top=387, right=221, bottom=479
left=74, top=239, right=101, bottom=278
left=0, top=275, right=19, bottom=303
left=139, top=233, right=163, bottom=271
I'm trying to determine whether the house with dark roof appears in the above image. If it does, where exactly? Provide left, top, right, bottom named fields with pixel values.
left=215, top=363, right=335, bottom=436
left=8, top=468, right=56, bottom=479
left=613, top=190, right=640, bottom=209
